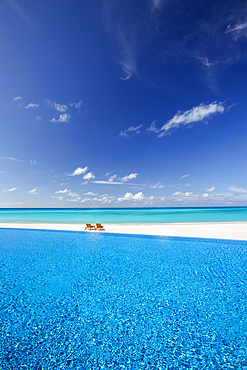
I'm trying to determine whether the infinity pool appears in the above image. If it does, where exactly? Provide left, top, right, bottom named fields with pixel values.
left=0, top=229, right=246, bottom=369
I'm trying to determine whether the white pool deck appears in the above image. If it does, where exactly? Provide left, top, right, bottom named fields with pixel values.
left=0, top=222, right=247, bottom=241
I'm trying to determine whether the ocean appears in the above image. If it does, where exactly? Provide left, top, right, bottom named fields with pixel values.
left=0, top=206, right=247, bottom=224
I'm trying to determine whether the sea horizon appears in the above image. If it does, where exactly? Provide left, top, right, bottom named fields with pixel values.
left=0, top=206, right=246, bottom=224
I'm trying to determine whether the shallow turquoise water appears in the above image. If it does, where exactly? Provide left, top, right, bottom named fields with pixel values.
left=0, top=228, right=247, bottom=369
left=0, top=207, right=247, bottom=224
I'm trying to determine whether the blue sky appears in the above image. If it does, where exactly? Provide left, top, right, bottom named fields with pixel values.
left=0, top=0, right=247, bottom=207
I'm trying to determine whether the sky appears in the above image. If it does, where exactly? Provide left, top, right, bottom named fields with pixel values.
left=0, top=0, right=247, bottom=208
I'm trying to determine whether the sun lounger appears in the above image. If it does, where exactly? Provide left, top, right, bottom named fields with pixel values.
left=95, top=223, right=105, bottom=231
left=85, top=223, right=95, bottom=230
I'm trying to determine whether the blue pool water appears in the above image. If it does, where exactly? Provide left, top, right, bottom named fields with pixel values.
left=0, top=207, right=247, bottom=224
left=0, top=229, right=247, bottom=369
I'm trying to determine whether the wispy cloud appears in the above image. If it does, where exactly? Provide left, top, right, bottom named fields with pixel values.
left=119, top=56, right=136, bottom=80
left=81, top=194, right=115, bottom=204
left=13, top=96, right=22, bottom=101
left=25, top=103, right=39, bottom=109
left=205, top=186, right=216, bottom=192
left=0, top=156, right=35, bottom=164
left=83, top=192, right=98, bottom=196
left=173, top=191, right=182, bottom=196
left=118, top=191, right=144, bottom=201
left=55, top=189, right=68, bottom=194
left=121, top=173, right=139, bottom=182
left=95, top=172, right=140, bottom=185
left=52, top=189, right=81, bottom=202
left=67, top=191, right=80, bottom=198
left=181, top=174, right=190, bottom=179
left=149, top=182, right=164, bottom=189
left=46, top=99, right=68, bottom=113
left=119, top=125, right=142, bottom=137
left=148, top=102, right=226, bottom=137
left=109, top=174, right=117, bottom=182
left=151, top=0, right=164, bottom=11
left=173, top=191, right=193, bottom=197
left=69, top=101, right=82, bottom=109
left=229, top=186, right=247, bottom=193
left=6, top=187, right=17, bottom=192
left=6, top=0, right=31, bottom=24
left=69, top=166, right=88, bottom=176
left=104, top=1, right=247, bottom=90
left=103, top=2, right=138, bottom=80
left=28, top=188, right=38, bottom=195
left=225, top=22, right=247, bottom=39
left=93, top=180, right=124, bottom=185
left=50, top=113, right=71, bottom=123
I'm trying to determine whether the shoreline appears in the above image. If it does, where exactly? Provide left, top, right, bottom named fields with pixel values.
left=0, top=221, right=247, bottom=241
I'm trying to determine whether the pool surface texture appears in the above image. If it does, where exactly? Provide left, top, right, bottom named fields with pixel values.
left=0, top=229, right=247, bottom=369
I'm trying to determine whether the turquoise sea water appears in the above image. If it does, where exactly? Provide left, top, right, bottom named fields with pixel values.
left=0, top=207, right=247, bottom=224
left=0, top=228, right=247, bottom=369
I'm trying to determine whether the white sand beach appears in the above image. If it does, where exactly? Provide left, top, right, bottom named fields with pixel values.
left=0, top=222, right=247, bottom=240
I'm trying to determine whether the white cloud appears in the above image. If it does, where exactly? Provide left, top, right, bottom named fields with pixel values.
left=83, top=192, right=98, bottom=196
left=67, top=190, right=80, bottom=198
left=97, top=172, right=140, bottom=184
left=203, top=193, right=209, bottom=197
left=205, top=186, right=216, bottom=192
left=121, top=173, right=139, bottom=182
left=6, top=187, right=17, bottom=192
left=119, top=125, right=142, bottom=137
left=184, top=192, right=192, bottom=196
left=225, top=22, right=247, bottom=39
left=173, top=191, right=182, bottom=196
left=50, top=113, right=71, bottom=123
left=83, top=172, right=95, bottom=181
left=147, top=121, right=159, bottom=133
left=229, top=186, right=247, bottom=193
left=150, top=182, right=164, bottom=189
left=118, top=191, right=144, bottom=201
left=109, top=174, right=117, bottom=182
left=25, top=103, right=39, bottom=109
left=55, top=189, right=68, bottom=194
left=36, top=116, right=42, bottom=121
left=28, top=188, right=38, bottom=194
left=181, top=174, right=190, bottom=179
left=69, top=101, right=82, bottom=109
left=46, top=100, right=67, bottom=113
left=13, top=96, right=22, bottom=101
left=69, top=167, right=88, bottom=176
left=93, top=180, right=124, bottom=185
left=148, top=102, right=226, bottom=137
left=81, top=194, right=115, bottom=204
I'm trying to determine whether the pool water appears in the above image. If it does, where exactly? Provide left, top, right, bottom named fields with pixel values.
left=0, top=229, right=246, bottom=369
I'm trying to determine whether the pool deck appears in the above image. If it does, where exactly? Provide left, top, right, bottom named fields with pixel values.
left=0, top=221, right=247, bottom=240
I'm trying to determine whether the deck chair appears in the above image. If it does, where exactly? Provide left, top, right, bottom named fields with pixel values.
left=85, top=223, right=95, bottom=230
left=95, top=223, right=105, bottom=231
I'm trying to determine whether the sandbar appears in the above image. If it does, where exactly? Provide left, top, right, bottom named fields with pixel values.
left=0, top=222, right=247, bottom=241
